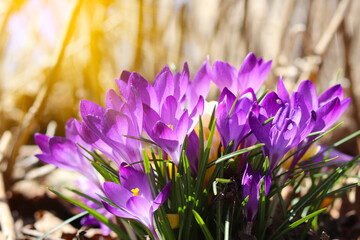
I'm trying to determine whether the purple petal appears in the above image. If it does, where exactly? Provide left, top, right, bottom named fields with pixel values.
left=318, top=84, right=344, bottom=106
left=102, top=201, right=134, bottom=219
left=277, top=76, right=290, bottom=103
left=249, top=113, right=271, bottom=146
left=238, top=52, right=271, bottom=93
left=80, top=100, right=105, bottom=121
left=174, top=62, right=189, bottom=101
left=103, top=182, right=133, bottom=210
left=151, top=181, right=171, bottom=212
left=211, top=61, right=237, bottom=93
left=175, top=110, right=190, bottom=142
left=161, top=96, right=180, bottom=124
left=101, top=110, right=129, bottom=143
left=119, top=164, right=152, bottom=200
left=314, top=98, right=341, bottom=131
left=259, top=92, right=283, bottom=118
left=106, top=89, right=124, bottom=111
left=34, top=134, right=50, bottom=153
left=126, top=196, right=152, bottom=227
left=153, top=65, right=174, bottom=107
left=297, top=80, right=318, bottom=110
left=128, top=72, right=159, bottom=113
left=187, top=58, right=211, bottom=110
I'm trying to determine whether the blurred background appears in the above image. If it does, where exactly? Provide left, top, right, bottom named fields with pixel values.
left=0, top=0, right=360, bottom=239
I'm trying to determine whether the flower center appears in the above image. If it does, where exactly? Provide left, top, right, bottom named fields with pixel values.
left=167, top=124, right=174, bottom=130
left=131, top=188, right=140, bottom=196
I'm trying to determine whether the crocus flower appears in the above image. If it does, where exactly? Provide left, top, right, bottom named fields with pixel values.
left=277, top=78, right=350, bottom=132
left=142, top=96, right=204, bottom=166
left=215, top=87, right=259, bottom=152
left=35, top=119, right=112, bottom=235
left=277, top=78, right=351, bottom=170
left=117, top=60, right=211, bottom=115
left=79, top=87, right=144, bottom=172
left=34, top=118, right=99, bottom=186
left=241, top=164, right=271, bottom=224
left=249, top=92, right=315, bottom=171
left=211, top=52, right=271, bottom=95
left=102, top=164, right=171, bottom=239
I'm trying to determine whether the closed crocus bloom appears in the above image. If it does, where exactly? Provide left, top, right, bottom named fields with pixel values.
left=102, top=164, right=171, bottom=240
left=241, top=164, right=271, bottom=225
left=211, top=52, right=271, bottom=95
left=215, top=87, right=259, bottom=152
left=79, top=87, right=144, bottom=172
left=143, top=96, right=204, bottom=166
left=34, top=118, right=99, bottom=186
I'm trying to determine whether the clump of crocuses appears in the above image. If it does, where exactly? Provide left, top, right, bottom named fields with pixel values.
left=35, top=53, right=358, bottom=240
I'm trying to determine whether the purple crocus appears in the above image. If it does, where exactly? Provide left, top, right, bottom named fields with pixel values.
left=241, top=164, right=271, bottom=224
left=249, top=92, right=315, bottom=171
left=277, top=77, right=350, bottom=132
left=35, top=118, right=113, bottom=235
left=142, top=96, right=204, bottom=166
left=277, top=78, right=351, bottom=170
left=215, top=87, right=259, bottom=152
left=79, top=87, right=144, bottom=172
left=34, top=118, right=99, bottom=186
left=102, top=164, right=171, bottom=239
left=211, top=52, right=271, bottom=95
left=115, top=62, right=209, bottom=166
left=117, top=60, right=211, bottom=115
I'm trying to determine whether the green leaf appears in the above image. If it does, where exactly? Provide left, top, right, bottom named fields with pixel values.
left=257, top=89, right=269, bottom=104
left=207, top=143, right=264, bottom=168
left=257, top=178, right=267, bottom=240
left=64, top=186, right=101, bottom=205
left=274, top=208, right=326, bottom=239
left=228, top=92, right=240, bottom=118
left=48, top=188, right=130, bottom=240
left=192, top=210, right=215, bottom=240
left=91, top=162, right=112, bottom=181
left=208, top=105, right=217, bottom=130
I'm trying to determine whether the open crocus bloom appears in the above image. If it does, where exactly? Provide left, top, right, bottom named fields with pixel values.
left=102, top=164, right=171, bottom=240
left=249, top=91, right=316, bottom=172
left=277, top=77, right=351, bottom=170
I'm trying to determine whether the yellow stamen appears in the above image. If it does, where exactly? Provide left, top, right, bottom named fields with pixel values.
left=131, top=188, right=140, bottom=197
left=167, top=124, right=174, bottom=130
